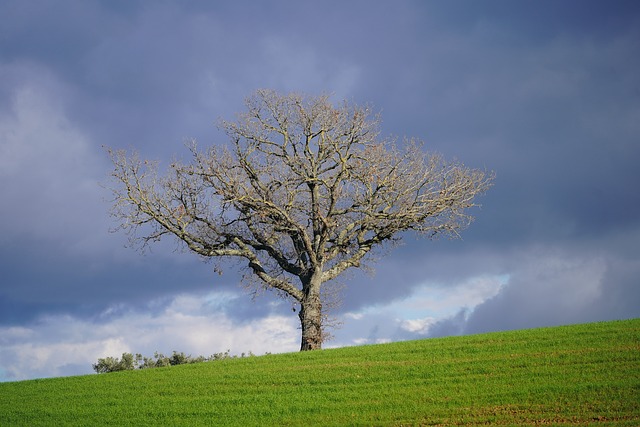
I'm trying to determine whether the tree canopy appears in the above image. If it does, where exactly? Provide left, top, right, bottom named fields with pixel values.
left=107, top=89, right=493, bottom=350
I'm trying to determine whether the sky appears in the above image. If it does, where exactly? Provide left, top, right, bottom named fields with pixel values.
left=1, top=0, right=639, bottom=382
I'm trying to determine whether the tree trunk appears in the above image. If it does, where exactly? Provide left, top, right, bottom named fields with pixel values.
left=298, top=271, right=323, bottom=351
left=299, top=295, right=322, bottom=350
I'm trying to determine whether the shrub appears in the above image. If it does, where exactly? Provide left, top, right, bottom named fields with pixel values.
left=92, top=353, right=136, bottom=374
left=93, top=349, right=257, bottom=373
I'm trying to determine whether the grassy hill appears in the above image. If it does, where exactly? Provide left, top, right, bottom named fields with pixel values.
left=1, top=319, right=638, bottom=426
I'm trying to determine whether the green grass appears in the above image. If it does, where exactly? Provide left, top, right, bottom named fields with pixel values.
left=1, top=319, right=638, bottom=426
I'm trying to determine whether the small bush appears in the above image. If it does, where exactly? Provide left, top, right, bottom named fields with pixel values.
left=93, top=349, right=256, bottom=373
left=92, top=353, right=136, bottom=374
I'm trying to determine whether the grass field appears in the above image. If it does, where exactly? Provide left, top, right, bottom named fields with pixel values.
left=1, top=318, right=638, bottom=426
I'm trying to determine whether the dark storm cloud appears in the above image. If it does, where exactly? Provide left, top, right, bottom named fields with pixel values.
left=1, top=1, right=374, bottom=154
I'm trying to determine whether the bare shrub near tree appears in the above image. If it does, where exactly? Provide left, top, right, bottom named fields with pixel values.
left=106, top=89, right=493, bottom=350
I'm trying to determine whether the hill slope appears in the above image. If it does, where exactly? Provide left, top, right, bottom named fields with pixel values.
left=1, top=319, right=638, bottom=426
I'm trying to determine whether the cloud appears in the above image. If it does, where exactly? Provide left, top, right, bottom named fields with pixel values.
left=0, top=291, right=298, bottom=382
left=331, top=273, right=506, bottom=346
left=257, top=36, right=361, bottom=98
left=0, top=64, right=109, bottom=252
left=466, top=248, right=606, bottom=333
left=428, top=239, right=640, bottom=337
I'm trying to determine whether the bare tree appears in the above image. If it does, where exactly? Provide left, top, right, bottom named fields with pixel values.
left=107, top=89, right=493, bottom=350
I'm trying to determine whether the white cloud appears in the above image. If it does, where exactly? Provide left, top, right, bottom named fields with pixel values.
left=0, top=291, right=299, bottom=382
left=399, top=317, right=436, bottom=334
left=0, top=273, right=508, bottom=381
left=345, top=274, right=506, bottom=321
left=332, top=274, right=507, bottom=345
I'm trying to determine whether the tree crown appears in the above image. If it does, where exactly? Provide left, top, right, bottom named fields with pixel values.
left=107, top=89, right=493, bottom=347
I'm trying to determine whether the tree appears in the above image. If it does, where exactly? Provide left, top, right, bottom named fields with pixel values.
left=107, top=89, right=493, bottom=351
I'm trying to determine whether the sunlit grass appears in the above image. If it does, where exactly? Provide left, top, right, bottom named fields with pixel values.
left=1, top=319, right=638, bottom=426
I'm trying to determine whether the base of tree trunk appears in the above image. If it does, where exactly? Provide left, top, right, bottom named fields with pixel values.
left=299, top=298, right=323, bottom=351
